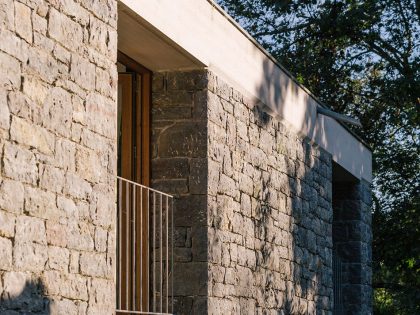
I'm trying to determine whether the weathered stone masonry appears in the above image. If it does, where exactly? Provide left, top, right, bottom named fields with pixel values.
left=151, top=71, right=209, bottom=314
left=151, top=70, right=338, bottom=314
left=206, top=73, right=335, bottom=315
left=0, top=0, right=118, bottom=313
left=333, top=180, right=372, bottom=315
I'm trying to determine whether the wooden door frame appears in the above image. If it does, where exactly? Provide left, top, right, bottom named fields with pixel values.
left=117, top=51, right=152, bottom=313
left=117, top=50, right=151, bottom=186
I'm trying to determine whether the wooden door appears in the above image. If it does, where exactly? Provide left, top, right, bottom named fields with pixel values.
left=117, top=55, right=151, bottom=313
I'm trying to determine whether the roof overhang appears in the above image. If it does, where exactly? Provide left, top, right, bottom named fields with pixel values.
left=118, top=0, right=372, bottom=183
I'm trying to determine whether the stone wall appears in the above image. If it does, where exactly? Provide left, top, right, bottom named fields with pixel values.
left=0, top=0, right=117, bottom=313
left=332, top=180, right=372, bottom=315
left=150, top=70, right=336, bottom=314
left=151, top=70, right=209, bottom=314
left=206, top=73, right=334, bottom=315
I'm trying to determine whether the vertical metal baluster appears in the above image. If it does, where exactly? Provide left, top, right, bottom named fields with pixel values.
left=171, top=197, right=174, bottom=314
left=146, top=189, right=150, bottom=313
left=132, top=185, right=136, bottom=311
left=153, top=191, right=156, bottom=312
left=118, top=179, right=122, bottom=309
left=160, top=194, right=163, bottom=313
left=126, top=181, right=129, bottom=309
left=140, top=187, right=143, bottom=312
left=166, top=195, right=169, bottom=313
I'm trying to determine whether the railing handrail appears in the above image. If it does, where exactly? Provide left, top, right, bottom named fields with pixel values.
left=116, top=176, right=174, bottom=198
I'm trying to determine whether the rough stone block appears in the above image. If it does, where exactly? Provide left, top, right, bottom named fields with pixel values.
left=10, top=116, right=54, bottom=155
left=70, top=54, right=96, bottom=91
left=55, top=138, right=76, bottom=172
left=48, top=8, right=83, bottom=50
left=39, top=164, right=65, bottom=193
left=64, top=172, right=92, bottom=200
left=15, top=215, right=46, bottom=244
left=0, top=178, right=24, bottom=213
left=76, top=146, right=103, bottom=183
left=158, top=122, right=207, bottom=158
left=0, top=50, right=20, bottom=89
left=14, top=2, right=32, bottom=43
left=0, top=210, right=15, bottom=238
left=0, top=28, right=29, bottom=63
left=0, top=236, right=12, bottom=269
left=41, top=87, right=73, bottom=137
left=47, top=246, right=69, bottom=272
left=3, top=142, right=38, bottom=184
left=79, top=252, right=111, bottom=278
left=25, top=186, right=59, bottom=220
left=46, top=220, right=68, bottom=247
left=13, top=242, right=48, bottom=272
left=50, top=298, right=88, bottom=315
left=0, top=0, right=14, bottom=31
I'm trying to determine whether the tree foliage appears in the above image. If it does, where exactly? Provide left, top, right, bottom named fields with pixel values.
left=216, top=0, right=420, bottom=313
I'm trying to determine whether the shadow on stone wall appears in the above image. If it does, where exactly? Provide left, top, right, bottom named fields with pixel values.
left=252, top=58, right=333, bottom=314
left=0, top=278, right=50, bottom=314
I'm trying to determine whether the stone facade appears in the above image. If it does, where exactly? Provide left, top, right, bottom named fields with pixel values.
left=151, top=70, right=372, bottom=315
left=333, top=180, right=372, bottom=315
left=151, top=71, right=209, bottom=314
left=206, top=73, right=334, bottom=315
left=0, top=0, right=117, bottom=313
left=0, top=4, right=372, bottom=313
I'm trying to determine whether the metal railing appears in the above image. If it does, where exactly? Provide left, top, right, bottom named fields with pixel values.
left=116, top=176, right=174, bottom=315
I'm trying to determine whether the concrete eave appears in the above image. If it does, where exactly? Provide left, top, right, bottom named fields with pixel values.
left=118, top=0, right=373, bottom=183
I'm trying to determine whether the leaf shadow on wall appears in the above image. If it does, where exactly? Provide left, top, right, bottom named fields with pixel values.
left=0, top=278, right=51, bottom=314
left=251, top=58, right=333, bottom=314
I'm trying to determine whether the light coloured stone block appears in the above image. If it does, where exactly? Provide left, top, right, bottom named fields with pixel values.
left=13, top=242, right=47, bottom=272
left=64, top=172, right=92, bottom=200
left=48, top=8, right=83, bottom=50
left=57, top=195, right=78, bottom=218
left=66, top=221, right=94, bottom=251
left=48, top=246, right=69, bottom=272
left=94, top=227, right=107, bottom=252
left=70, top=54, right=96, bottom=91
left=0, top=50, right=20, bottom=89
left=79, top=251, right=110, bottom=278
left=89, top=183, right=114, bottom=228
left=15, top=215, right=46, bottom=244
left=54, top=138, right=76, bottom=172
left=42, top=87, right=73, bottom=137
left=14, top=2, right=32, bottom=43
left=0, top=29, right=29, bottom=63
left=46, top=220, right=68, bottom=247
left=22, top=75, right=49, bottom=105
left=0, top=236, right=12, bottom=269
left=75, top=146, right=103, bottom=183
left=50, top=298, right=88, bottom=315
left=0, top=178, right=25, bottom=213
left=0, top=89, right=10, bottom=131
left=24, top=186, right=60, bottom=220
left=0, top=210, right=15, bottom=238
left=10, top=116, right=55, bottom=155
left=0, top=0, right=14, bottom=31
left=39, top=164, right=65, bottom=193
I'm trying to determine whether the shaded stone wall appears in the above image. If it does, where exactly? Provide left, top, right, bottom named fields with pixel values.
left=151, top=71, right=209, bottom=314
left=332, top=180, right=372, bottom=315
left=0, top=0, right=117, bottom=313
left=150, top=70, right=371, bottom=315
left=206, top=73, right=334, bottom=314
